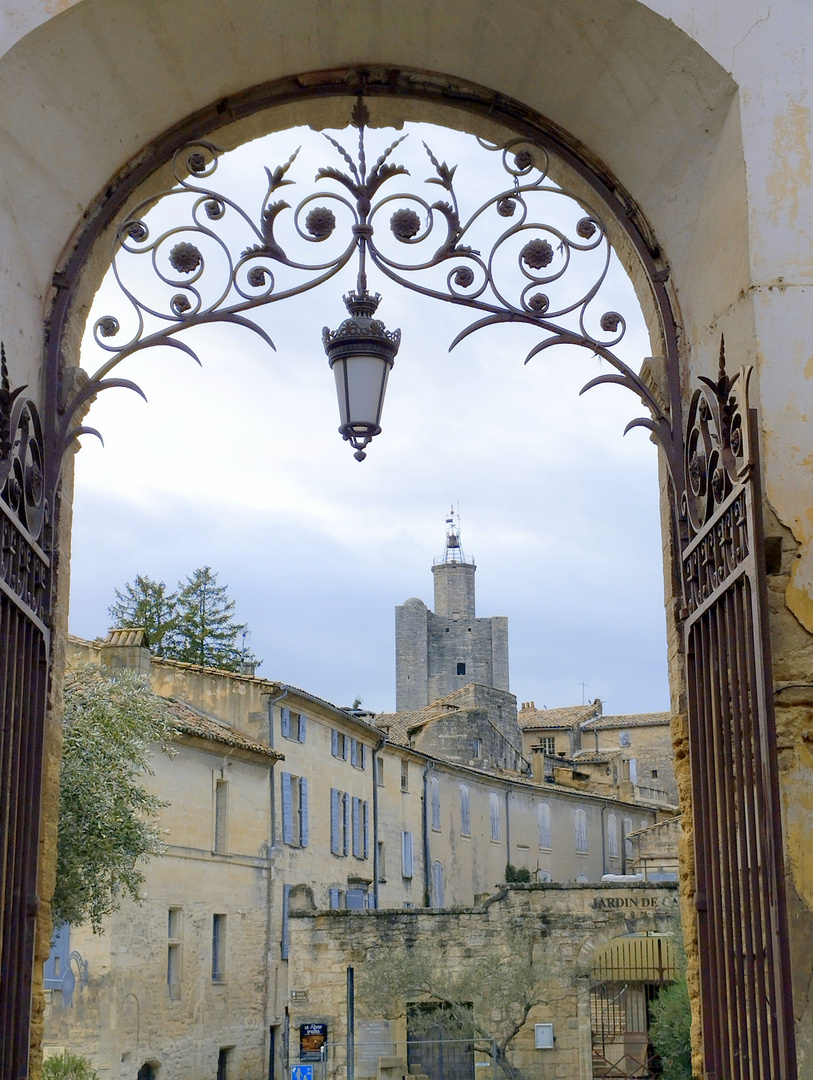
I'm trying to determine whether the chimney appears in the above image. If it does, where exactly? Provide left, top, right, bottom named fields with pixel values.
left=100, top=628, right=151, bottom=676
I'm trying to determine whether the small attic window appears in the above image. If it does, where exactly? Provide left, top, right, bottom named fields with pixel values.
left=445, top=628, right=450, bottom=633
left=457, top=663, right=466, bottom=675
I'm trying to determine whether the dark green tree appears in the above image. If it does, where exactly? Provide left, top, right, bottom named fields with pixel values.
left=108, top=574, right=178, bottom=656
left=648, top=972, right=693, bottom=1080
left=53, top=665, right=176, bottom=932
left=172, top=565, right=259, bottom=671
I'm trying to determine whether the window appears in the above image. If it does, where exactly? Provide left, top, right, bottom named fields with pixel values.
left=329, top=887, right=343, bottom=909
left=168, top=908, right=181, bottom=998
left=472, top=738, right=481, bottom=759
left=378, top=840, right=386, bottom=880
left=400, top=758, right=409, bottom=792
left=349, top=738, right=367, bottom=769
left=401, top=831, right=414, bottom=878
left=629, top=758, right=638, bottom=784
left=331, top=729, right=349, bottom=759
left=607, top=813, right=619, bottom=859
left=214, top=779, right=228, bottom=854
left=430, top=776, right=441, bottom=830
left=431, top=861, right=445, bottom=907
left=330, top=788, right=352, bottom=856
left=619, top=730, right=631, bottom=747
left=281, top=773, right=309, bottom=847
left=490, top=792, right=500, bottom=842
left=346, top=888, right=368, bottom=909
left=43, top=923, right=70, bottom=990
left=540, top=736, right=556, bottom=755
left=537, top=802, right=551, bottom=849
left=576, top=874, right=589, bottom=884
left=351, top=797, right=370, bottom=858
left=456, top=662, right=466, bottom=675
left=217, top=1048, right=231, bottom=1080
left=212, top=914, right=226, bottom=981
left=624, top=816, right=634, bottom=859
left=376, top=756, right=384, bottom=786
left=575, top=808, right=588, bottom=854
left=281, top=707, right=306, bottom=742
left=651, top=768, right=658, bottom=778
left=459, top=784, right=471, bottom=836
left=537, top=869, right=553, bottom=883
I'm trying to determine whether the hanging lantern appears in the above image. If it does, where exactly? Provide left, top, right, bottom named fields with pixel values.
left=323, top=291, right=401, bottom=461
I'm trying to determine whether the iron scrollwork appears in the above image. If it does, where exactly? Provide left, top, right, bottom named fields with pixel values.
left=0, top=345, right=50, bottom=625
left=680, top=338, right=753, bottom=615
left=61, top=99, right=677, bottom=462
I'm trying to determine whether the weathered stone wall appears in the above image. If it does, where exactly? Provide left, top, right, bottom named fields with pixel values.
left=288, top=882, right=681, bottom=1080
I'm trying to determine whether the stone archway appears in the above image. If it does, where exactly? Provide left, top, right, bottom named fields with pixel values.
left=0, top=4, right=810, bottom=1079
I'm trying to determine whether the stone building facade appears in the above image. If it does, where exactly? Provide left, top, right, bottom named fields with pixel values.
left=288, top=882, right=681, bottom=1080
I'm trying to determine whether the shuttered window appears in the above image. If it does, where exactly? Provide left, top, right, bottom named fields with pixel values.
left=430, top=776, right=441, bottom=830
left=363, top=800, right=369, bottom=858
left=298, top=714, right=306, bottom=743
left=282, top=773, right=307, bottom=847
left=624, top=816, right=634, bottom=859
left=490, top=792, right=500, bottom=842
left=431, top=861, right=445, bottom=907
left=608, top=813, right=619, bottom=858
left=280, top=707, right=291, bottom=738
left=299, top=778, right=309, bottom=848
left=575, top=808, right=588, bottom=854
left=538, top=802, right=551, bottom=849
left=352, top=797, right=362, bottom=857
left=402, top=831, right=414, bottom=878
left=331, top=729, right=339, bottom=757
left=282, top=773, right=294, bottom=845
left=459, top=784, right=471, bottom=836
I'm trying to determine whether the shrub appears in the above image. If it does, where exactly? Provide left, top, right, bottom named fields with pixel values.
left=648, top=974, right=692, bottom=1080
left=43, top=1051, right=99, bottom=1080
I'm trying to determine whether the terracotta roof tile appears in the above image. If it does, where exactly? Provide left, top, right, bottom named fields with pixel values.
left=581, top=712, right=670, bottom=730
left=167, top=699, right=282, bottom=759
left=518, top=702, right=600, bottom=730
left=103, top=627, right=150, bottom=648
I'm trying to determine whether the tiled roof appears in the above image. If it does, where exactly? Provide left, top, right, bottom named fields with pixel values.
left=581, top=712, right=670, bottom=730
left=375, top=698, right=462, bottom=747
left=167, top=699, right=282, bottom=759
left=518, top=702, right=600, bottom=730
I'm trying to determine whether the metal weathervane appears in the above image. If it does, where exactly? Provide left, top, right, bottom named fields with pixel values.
left=74, top=97, right=669, bottom=461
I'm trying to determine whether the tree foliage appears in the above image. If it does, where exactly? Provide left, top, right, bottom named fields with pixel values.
left=108, top=565, right=259, bottom=672
left=357, top=922, right=557, bottom=1080
left=53, top=665, right=176, bottom=932
left=109, top=574, right=178, bottom=656
left=648, top=973, right=692, bottom=1080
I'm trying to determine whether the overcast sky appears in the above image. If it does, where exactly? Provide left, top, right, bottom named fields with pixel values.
left=67, top=119, right=669, bottom=718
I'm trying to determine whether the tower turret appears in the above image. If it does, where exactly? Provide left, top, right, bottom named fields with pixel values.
left=432, top=507, right=476, bottom=620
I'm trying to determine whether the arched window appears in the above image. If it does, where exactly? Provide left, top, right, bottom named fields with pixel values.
left=575, top=808, right=588, bottom=853
left=537, top=802, right=551, bottom=849
left=489, top=792, right=500, bottom=841
left=459, top=784, right=471, bottom=836
left=607, top=813, right=619, bottom=859
left=430, top=775, right=441, bottom=830
left=623, top=816, right=634, bottom=860
left=538, top=870, right=553, bottom=883
left=431, top=861, right=445, bottom=908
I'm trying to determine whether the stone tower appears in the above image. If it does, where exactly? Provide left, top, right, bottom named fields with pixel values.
left=395, top=511, right=509, bottom=710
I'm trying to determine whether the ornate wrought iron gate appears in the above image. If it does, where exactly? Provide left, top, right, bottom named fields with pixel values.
left=0, top=350, right=50, bottom=1079
left=680, top=354, right=796, bottom=1079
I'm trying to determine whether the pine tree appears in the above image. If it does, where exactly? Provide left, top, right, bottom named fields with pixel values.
left=108, top=575, right=178, bottom=657
left=172, top=566, right=259, bottom=672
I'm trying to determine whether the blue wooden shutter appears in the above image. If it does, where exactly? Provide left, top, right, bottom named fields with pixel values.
left=343, top=793, right=351, bottom=855
left=402, top=831, right=413, bottom=878
left=299, top=778, right=309, bottom=848
left=352, top=797, right=361, bottom=857
left=363, top=800, right=369, bottom=859
left=330, top=788, right=340, bottom=854
left=298, top=714, right=306, bottom=743
left=329, top=888, right=341, bottom=909
left=331, top=729, right=339, bottom=757
left=280, top=707, right=291, bottom=738
left=281, top=884, right=292, bottom=959
left=360, top=743, right=366, bottom=770
left=431, top=776, right=441, bottom=830
left=350, top=738, right=358, bottom=767
left=281, top=773, right=293, bottom=844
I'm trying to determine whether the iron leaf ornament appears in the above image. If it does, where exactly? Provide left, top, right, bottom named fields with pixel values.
left=66, top=98, right=672, bottom=463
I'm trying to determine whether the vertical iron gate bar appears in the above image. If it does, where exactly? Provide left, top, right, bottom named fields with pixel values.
left=681, top=365, right=796, bottom=1080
